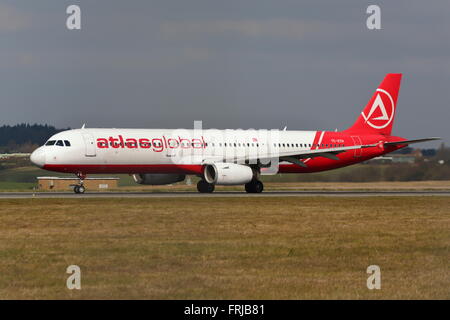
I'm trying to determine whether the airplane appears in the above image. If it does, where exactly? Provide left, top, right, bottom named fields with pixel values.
left=30, top=73, right=440, bottom=194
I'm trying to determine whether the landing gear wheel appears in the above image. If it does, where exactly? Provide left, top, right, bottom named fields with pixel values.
left=245, top=180, right=264, bottom=193
left=77, top=185, right=85, bottom=194
left=73, top=185, right=86, bottom=194
left=197, top=180, right=215, bottom=193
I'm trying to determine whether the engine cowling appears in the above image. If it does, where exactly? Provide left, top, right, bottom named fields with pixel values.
left=203, top=163, right=254, bottom=185
left=132, top=174, right=185, bottom=185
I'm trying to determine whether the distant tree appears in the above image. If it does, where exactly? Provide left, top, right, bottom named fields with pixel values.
left=16, top=142, right=40, bottom=153
left=435, top=143, right=450, bottom=162
left=421, top=148, right=437, bottom=157
left=0, top=123, right=69, bottom=152
left=392, top=147, right=413, bottom=154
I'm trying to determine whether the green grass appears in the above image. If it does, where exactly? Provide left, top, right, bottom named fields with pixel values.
left=0, top=167, right=62, bottom=190
left=0, top=181, right=35, bottom=190
left=0, top=166, right=134, bottom=190
left=0, top=197, right=448, bottom=299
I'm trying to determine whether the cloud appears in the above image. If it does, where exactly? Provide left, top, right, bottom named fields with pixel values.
left=0, top=4, right=31, bottom=32
left=161, top=19, right=324, bottom=39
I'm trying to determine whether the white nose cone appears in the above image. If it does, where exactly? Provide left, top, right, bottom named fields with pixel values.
left=30, top=148, right=45, bottom=168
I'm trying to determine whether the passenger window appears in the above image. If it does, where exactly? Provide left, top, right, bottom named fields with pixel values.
left=56, top=140, right=64, bottom=146
left=64, top=140, right=71, bottom=147
left=45, top=140, right=56, bottom=146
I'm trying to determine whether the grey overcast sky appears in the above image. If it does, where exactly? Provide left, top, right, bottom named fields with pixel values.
left=1, top=0, right=449, bottom=146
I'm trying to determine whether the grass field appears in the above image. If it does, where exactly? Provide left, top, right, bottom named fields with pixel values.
left=0, top=196, right=448, bottom=299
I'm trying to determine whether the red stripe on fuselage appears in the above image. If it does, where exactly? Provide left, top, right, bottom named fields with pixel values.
left=43, top=164, right=204, bottom=175
left=311, top=131, right=322, bottom=150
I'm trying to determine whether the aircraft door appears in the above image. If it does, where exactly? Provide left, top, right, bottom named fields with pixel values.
left=82, top=133, right=97, bottom=157
left=351, top=136, right=362, bottom=157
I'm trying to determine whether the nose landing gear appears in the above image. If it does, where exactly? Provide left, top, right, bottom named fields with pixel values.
left=73, top=173, right=86, bottom=194
left=74, top=185, right=85, bottom=194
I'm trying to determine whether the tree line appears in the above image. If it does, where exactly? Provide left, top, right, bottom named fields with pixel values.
left=0, top=124, right=68, bottom=153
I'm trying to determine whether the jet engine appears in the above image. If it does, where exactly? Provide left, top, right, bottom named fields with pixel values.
left=132, top=173, right=185, bottom=185
left=203, top=163, right=254, bottom=185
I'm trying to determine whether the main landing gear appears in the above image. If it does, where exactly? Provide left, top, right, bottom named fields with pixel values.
left=196, top=179, right=264, bottom=193
left=245, top=179, right=264, bottom=193
left=73, top=173, right=86, bottom=194
left=197, top=180, right=215, bottom=193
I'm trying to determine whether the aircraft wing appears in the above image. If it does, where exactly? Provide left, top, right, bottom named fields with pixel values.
left=202, top=144, right=376, bottom=168
left=383, top=137, right=441, bottom=146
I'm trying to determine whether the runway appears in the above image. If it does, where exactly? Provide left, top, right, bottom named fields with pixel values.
left=1, top=190, right=450, bottom=199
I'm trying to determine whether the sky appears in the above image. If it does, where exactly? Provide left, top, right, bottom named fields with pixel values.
left=1, top=0, right=449, bottom=147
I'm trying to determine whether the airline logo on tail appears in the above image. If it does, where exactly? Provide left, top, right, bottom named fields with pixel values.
left=361, top=88, right=395, bottom=129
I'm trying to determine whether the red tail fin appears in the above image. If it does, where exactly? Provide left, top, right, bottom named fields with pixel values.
left=345, top=73, right=402, bottom=136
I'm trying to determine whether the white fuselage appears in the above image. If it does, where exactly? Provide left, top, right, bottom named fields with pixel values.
left=32, top=128, right=323, bottom=167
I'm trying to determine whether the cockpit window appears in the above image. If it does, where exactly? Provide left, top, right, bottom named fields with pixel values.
left=45, top=140, right=56, bottom=146
left=45, top=139, right=71, bottom=146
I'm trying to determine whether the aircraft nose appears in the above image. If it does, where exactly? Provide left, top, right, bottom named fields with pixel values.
left=30, top=148, right=46, bottom=168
